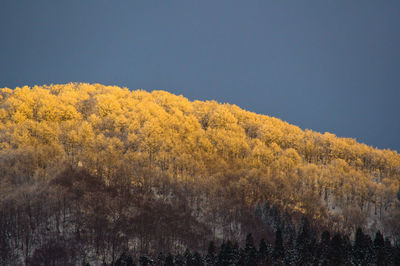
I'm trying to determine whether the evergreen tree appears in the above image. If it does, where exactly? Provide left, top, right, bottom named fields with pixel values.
left=184, top=248, right=193, bottom=266
left=155, top=252, right=165, bottom=266
left=205, top=241, right=216, bottom=266
left=258, top=238, right=268, bottom=257
left=216, top=241, right=236, bottom=266
left=231, top=242, right=240, bottom=266
left=397, top=187, right=400, bottom=202
left=165, top=253, right=175, bottom=266
left=237, top=247, right=246, bottom=266
left=317, top=231, right=330, bottom=265
left=174, top=254, right=185, bottom=266
left=244, top=234, right=257, bottom=266
left=139, top=256, right=153, bottom=266
left=115, top=252, right=135, bottom=266
left=258, top=238, right=272, bottom=266
left=393, top=243, right=400, bottom=266
left=363, top=233, right=375, bottom=265
left=353, top=228, right=375, bottom=265
left=341, top=235, right=353, bottom=266
left=353, top=227, right=365, bottom=265
left=384, top=238, right=393, bottom=266
left=328, top=233, right=344, bottom=266
left=255, top=202, right=263, bottom=218
left=192, top=251, right=204, bottom=266
left=374, top=230, right=386, bottom=266
left=283, top=235, right=297, bottom=266
left=216, top=242, right=226, bottom=266
left=273, top=228, right=284, bottom=260
left=295, top=217, right=315, bottom=265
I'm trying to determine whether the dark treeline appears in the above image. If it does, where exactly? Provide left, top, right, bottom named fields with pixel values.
left=23, top=227, right=400, bottom=265
left=107, top=228, right=400, bottom=266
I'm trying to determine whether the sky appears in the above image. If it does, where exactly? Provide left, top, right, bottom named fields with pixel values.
left=1, top=1, right=399, bottom=152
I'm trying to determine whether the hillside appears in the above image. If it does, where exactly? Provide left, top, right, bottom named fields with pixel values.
left=1, top=83, right=400, bottom=264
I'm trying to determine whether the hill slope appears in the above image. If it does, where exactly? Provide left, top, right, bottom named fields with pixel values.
left=1, top=83, right=400, bottom=262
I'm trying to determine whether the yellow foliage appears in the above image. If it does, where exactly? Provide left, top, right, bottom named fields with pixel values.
left=0, top=83, right=399, bottom=231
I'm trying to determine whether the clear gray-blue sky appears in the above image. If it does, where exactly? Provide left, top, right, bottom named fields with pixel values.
left=1, top=1, right=399, bottom=152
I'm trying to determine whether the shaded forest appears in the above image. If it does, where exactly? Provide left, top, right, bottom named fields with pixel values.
left=0, top=83, right=399, bottom=265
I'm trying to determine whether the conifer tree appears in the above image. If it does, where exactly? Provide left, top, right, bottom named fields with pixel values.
left=184, top=248, right=193, bottom=266
left=397, top=187, right=400, bottom=202
left=283, top=235, right=297, bottom=266
left=174, top=254, right=185, bottom=266
left=317, top=231, right=330, bottom=265
left=231, top=242, right=240, bottom=266
left=328, top=233, right=344, bottom=266
left=273, top=228, right=284, bottom=260
left=244, top=234, right=257, bottom=266
left=115, top=252, right=135, bottom=266
left=295, top=217, right=315, bottom=265
left=384, top=238, right=393, bottom=266
left=341, top=235, right=353, bottom=266
left=164, top=253, right=175, bottom=266
left=205, top=241, right=216, bottom=266
left=393, top=243, right=400, bottom=266
left=192, top=251, right=204, bottom=266
left=216, top=241, right=236, bottom=266
left=155, top=252, right=165, bottom=266
left=216, top=242, right=225, bottom=266
left=374, top=230, right=386, bottom=266
left=139, top=256, right=153, bottom=266
left=353, top=227, right=375, bottom=265
left=258, top=238, right=271, bottom=266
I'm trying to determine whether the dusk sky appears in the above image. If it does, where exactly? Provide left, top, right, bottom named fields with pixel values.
left=1, top=1, right=399, bottom=152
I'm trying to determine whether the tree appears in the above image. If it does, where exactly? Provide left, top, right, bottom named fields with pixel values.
left=243, top=234, right=257, bottom=265
left=164, top=253, right=174, bottom=266
left=115, top=252, right=135, bottom=266
left=353, top=227, right=375, bottom=265
left=154, top=252, right=165, bottom=266
left=174, top=254, right=185, bottom=266
left=273, top=228, right=284, bottom=260
left=184, top=248, right=193, bottom=266
left=397, top=187, right=400, bottom=202
left=384, top=238, right=393, bottom=266
left=328, top=233, right=344, bottom=266
left=216, top=241, right=232, bottom=266
left=393, top=243, right=400, bottom=266
left=258, top=238, right=272, bottom=265
left=374, top=230, right=386, bottom=266
left=317, top=231, right=330, bottom=265
left=192, top=252, right=204, bottom=266
left=295, top=217, right=315, bottom=265
left=205, top=241, right=216, bottom=266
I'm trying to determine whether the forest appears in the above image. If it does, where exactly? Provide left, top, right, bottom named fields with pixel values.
left=0, top=83, right=399, bottom=265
